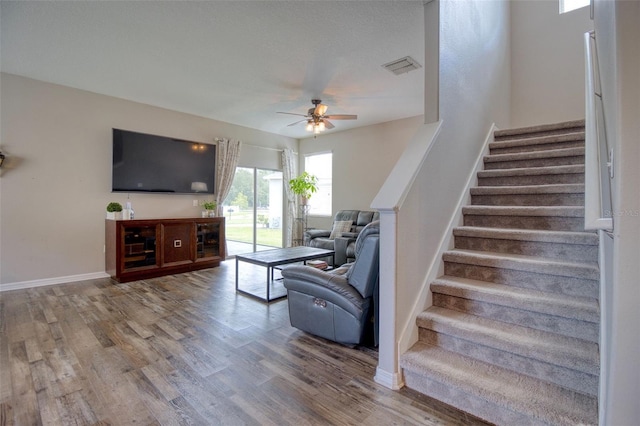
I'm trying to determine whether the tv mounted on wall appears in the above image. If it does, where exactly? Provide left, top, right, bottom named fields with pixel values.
left=112, top=129, right=216, bottom=194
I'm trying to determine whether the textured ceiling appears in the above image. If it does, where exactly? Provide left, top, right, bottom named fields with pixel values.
left=1, top=1, right=425, bottom=139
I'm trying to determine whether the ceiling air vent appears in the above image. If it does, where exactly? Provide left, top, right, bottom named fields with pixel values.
left=382, top=56, right=422, bottom=75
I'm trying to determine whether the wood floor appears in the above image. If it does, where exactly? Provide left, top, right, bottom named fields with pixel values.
left=0, top=260, right=491, bottom=425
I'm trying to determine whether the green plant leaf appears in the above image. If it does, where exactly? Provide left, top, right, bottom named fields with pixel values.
left=289, top=172, right=319, bottom=199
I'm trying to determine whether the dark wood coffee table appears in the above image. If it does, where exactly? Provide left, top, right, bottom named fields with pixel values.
left=235, top=246, right=335, bottom=303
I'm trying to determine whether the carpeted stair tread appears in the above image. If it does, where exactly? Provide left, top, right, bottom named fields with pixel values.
left=443, top=249, right=599, bottom=279
left=453, top=226, right=598, bottom=245
left=453, top=226, right=598, bottom=262
left=489, top=132, right=585, bottom=155
left=477, top=164, right=585, bottom=178
left=470, top=187, right=585, bottom=207
left=494, top=119, right=586, bottom=140
left=432, top=282, right=599, bottom=343
left=477, top=165, right=586, bottom=186
left=416, top=306, right=599, bottom=373
left=462, top=206, right=586, bottom=231
left=462, top=205, right=584, bottom=217
left=401, top=342, right=597, bottom=426
left=484, top=147, right=585, bottom=164
left=490, top=132, right=584, bottom=149
left=470, top=183, right=584, bottom=196
left=431, top=276, right=599, bottom=323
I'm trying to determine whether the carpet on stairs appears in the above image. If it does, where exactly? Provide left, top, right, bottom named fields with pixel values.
left=400, top=120, right=599, bottom=426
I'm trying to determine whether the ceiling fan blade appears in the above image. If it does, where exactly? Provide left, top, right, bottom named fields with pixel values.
left=277, top=112, right=308, bottom=117
left=287, top=119, right=308, bottom=127
left=323, top=120, right=335, bottom=129
left=314, top=103, right=328, bottom=116
left=324, top=114, right=357, bottom=120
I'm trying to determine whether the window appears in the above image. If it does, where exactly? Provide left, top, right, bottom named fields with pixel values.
left=560, top=0, right=589, bottom=14
left=305, top=152, right=332, bottom=216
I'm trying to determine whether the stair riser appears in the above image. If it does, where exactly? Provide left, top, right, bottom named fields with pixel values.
left=484, top=156, right=584, bottom=170
left=402, top=371, right=545, bottom=426
left=490, top=140, right=584, bottom=155
left=432, top=293, right=599, bottom=342
left=402, top=343, right=600, bottom=426
left=463, top=214, right=585, bottom=232
left=494, top=125, right=586, bottom=141
left=443, top=251, right=598, bottom=280
left=443, top=262, right=599, bottom=298
left=471, top=193, right=584, bottom=206
left=477, top=173, right=584, bottom=186
left=417, top=328, right=598, bottom=397
left=453, top=236, right=598, bottom=263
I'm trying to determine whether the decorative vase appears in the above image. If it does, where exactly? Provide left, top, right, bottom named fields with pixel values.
left=106, top=212, right=123, bottom=220
left=202, top=210, right=216, bottom=218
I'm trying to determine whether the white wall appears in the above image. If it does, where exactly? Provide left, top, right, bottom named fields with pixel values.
left=510, top=0, right=593, bottom=127
left=298, top=116, right=424, bottom=230
left=372, top=0, right=511, bottom=387
left=395, top=0, right=511, bottom=354
left=0, top=73, right=297, bottom=286
left=593, top=1, right=640, bottom=423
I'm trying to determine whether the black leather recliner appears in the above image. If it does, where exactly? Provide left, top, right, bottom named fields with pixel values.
left=282, top=221, right=380, bottom=346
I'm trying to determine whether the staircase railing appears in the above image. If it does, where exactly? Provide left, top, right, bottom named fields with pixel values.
left=584, top=31, right=613, bottom=232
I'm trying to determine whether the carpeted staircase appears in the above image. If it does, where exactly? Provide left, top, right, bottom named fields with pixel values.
left=400, top=120, right=599, bottom=426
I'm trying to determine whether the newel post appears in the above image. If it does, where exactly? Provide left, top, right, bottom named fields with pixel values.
left=374, top=209, right=404, bottom=389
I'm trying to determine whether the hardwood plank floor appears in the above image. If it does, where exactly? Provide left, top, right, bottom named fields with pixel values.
left=0, top=261, right=491, bottom=425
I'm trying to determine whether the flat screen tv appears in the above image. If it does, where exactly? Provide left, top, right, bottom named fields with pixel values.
left=112, top=129, right=216, bottom=194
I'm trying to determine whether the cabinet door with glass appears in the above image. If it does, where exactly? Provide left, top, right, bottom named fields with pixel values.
left=196, top=220, right=224, bottom=261
left=122, top=224, right=158, bottom=271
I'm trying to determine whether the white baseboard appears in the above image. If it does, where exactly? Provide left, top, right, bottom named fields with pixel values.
left=0, top=272, right=111, bottom=292
left=374, top=367, right=405, bottom=390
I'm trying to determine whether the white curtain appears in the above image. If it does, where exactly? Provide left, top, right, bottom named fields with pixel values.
left=214, top=138, right=242, bottom=217
left=282, top=148, right=298, bottom=247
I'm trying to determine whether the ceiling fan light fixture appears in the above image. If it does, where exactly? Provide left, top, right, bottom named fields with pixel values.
left=316, top=104, right=328, bottom=116
left=280, top=99, right=357, bottom=134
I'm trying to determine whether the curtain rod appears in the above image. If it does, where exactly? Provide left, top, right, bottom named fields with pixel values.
left=241, top=143, right=297, bottom=155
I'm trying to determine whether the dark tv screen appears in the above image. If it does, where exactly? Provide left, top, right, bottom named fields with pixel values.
left=112, top=129, right=216, bottom=194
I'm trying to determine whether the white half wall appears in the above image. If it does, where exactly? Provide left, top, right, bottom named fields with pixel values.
left=0, top=73, right=297, bottom=286
left=510, top=0, right=593, bottom=127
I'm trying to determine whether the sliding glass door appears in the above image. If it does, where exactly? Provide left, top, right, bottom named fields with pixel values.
left=224, top=167, right=283, bottom=256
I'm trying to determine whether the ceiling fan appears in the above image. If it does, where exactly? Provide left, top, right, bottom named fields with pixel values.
left=278, top=99, right=357, bottom=134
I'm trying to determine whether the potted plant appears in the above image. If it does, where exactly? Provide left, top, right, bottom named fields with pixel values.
left=106, top=202, right=123, bottom=220
left=289, top=172, right=319, bottom=205
left=201, top=200, right=217, bottom=217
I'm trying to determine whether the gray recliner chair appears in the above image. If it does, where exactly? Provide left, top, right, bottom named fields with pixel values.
left=304, top=210, right=379, bottom=266
left=282, top=221, right=380, bottom=346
